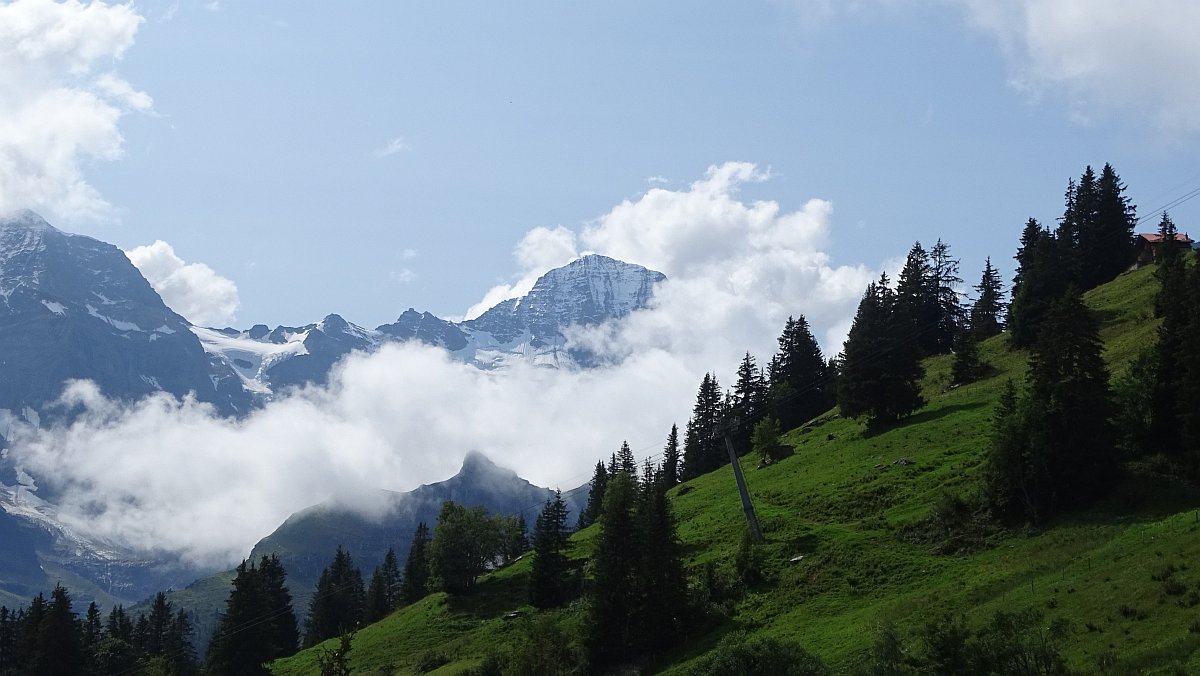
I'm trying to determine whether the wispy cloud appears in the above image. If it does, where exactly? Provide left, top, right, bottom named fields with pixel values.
left=374, top=136, right=410, bottom=158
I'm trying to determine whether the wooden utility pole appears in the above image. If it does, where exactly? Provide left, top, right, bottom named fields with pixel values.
left=724, top=433, right=764, bottom=542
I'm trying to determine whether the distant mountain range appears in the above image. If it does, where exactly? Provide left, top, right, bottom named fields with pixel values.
left=0, top=209, right=664, bottom=419
left=0, top=210, right=656, bottom=611
left=197, top=252, right=663, bottom=393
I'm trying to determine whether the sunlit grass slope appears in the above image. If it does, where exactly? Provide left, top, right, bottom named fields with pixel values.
left=272, top=264, right=1200, bottom=675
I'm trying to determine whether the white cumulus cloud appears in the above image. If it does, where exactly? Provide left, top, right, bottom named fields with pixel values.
left=125, top=240, right=240, bottom=326
left=0, top=0, right=148, bottom=222
left=964, top=0, right=1200, bottom=135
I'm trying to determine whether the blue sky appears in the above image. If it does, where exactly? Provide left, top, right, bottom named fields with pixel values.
left=5, top=0, right=1199, bottom=331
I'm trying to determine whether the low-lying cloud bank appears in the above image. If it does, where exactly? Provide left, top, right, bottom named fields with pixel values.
left=10, top=163, right=874, bottom=568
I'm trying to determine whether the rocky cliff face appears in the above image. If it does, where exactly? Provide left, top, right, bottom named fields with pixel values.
left=0, top=210, right=252, bottom=421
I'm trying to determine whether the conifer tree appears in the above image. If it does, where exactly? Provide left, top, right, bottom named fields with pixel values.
left=895, top=242, right=940, bottom=355
left=578, top=462, right=608, bottom=529
left=1028, top=288, right=1116, bottom=509
left=969, top=257, right=1006, bottom=339
left=107, top=605, right=134, bottom=644
left=730, top=352, right=768, bottom=453
left=304, top=546, right=365, bottom=647
left=365, top=548, right=402, bottom=623
left=31, top=586, right=83, bottom=676
left=1150, top=212, right=1188, bottom=455
left=989, top=289, right=1116, bottom=522
left=1009, top=219, right=1070, bottom=348
left=768, top=315, right=831, bottom=431
left=930, top=238, right=964, bottom=352
left=586, top=473, right=640, bottom=667
left=838, top=274, right=925, bottom=429
left=399, top=523, right=431, bottom=605
left=1177, top=250, right=1200, bottom=470
left=633, top=469, right=687, bottom=653
left=615, top=440, right=637, bottom=477
left=529, top=491, right=572, bottom=608
left=1085, top=163, right=1137, bottom=288
left=662, top=424, right=680, bottom=487
left=681, top=373, right=725, bottom=479
left=950, top=328, right=985, bottom=385
left=208, top=555, right=298, bottom=674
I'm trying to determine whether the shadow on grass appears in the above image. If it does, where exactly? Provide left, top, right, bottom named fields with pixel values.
left=862, top=402, right=988, bottom=438
left=446, top=572, right=530, bottom=620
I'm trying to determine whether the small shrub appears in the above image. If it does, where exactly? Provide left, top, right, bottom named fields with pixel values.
left=1190, top=619, right=1200, bottom=635
left=735, top=528, right=767, bottom=585
left=1118, top=604, right=1147, bottom=621
left=1162, top=577, right=1188, bottom=596
left=416, top=651, right=450, bottom=673
left=1151, top=563, right=1179, bottom=582
left=1176, top=590, right=1200, bottom=608
left=684, top=631, right=829, bottom=676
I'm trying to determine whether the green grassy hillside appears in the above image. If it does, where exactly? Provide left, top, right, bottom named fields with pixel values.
left=271, top=264, right=1200, bottom=675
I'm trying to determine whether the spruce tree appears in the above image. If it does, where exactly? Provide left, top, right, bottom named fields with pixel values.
left=207, top=555, right=298, bottom=673
left=1086, top=163, right=1137, bottom=288
left=32, top=586, right=83, bottom=676
left=991, top=289, right=1116, bottom=523
left=730, top=352, right=767, bottom=453
left=1150, top=212, right=1188, bottom=455
left=578, top=461, right=609, bottom=529
left=950, top=328, right=985, bottom=385
left=399, top=523, right=431, bottom=605
left=1009, top=219, right=1070, bottom=348
left=304, top=546, right=365, bottom=647
left=895, top=242, right=940, bottom=355
left=632, top=469, right=687, bottom=654
left=1030, top=288, right=1116, bottom=508
left=529, top=491, right=572, bottom=608
left=969, top=257, right=1006, bottom=339
left=768, top=315, right=831, bottom=431
left=365, top=548, right=402, bottom=623
left=662, top=424, right=680, bottom=487
left=1177, top=250, right=1200, bottom=471
left=838, top=274, right=925, bottom=429
left=930, top=238, right=964, bottom=352
left=681, top=373, right=725, bottom=479
left=615, top=440, right=637, bottom=477
left=585, top=473, right=640, bottom=667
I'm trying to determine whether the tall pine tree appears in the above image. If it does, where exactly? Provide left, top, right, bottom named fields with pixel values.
left=529, top=491, right=572, bottom=609
left=930, top=238, right=964, bottom=353
left=365, top=548, right=402, bottom=623
left=681, top=373, right=725, bottom=480
left=1009, top=219, right=1070, bottom=348
left=895, top=242, right=940, bottom=355
left=969, top=256, right=1006, bottom=339
left=767, top=315, right=831, bottom=431
left=838, top=274, right=925, bottom=429
left=304, top=546, right=365, bottom=647
left=399, top=523, right=431, bottom=605
left=1150, top=212, right=1188, bottom=456
left=578, top=461, right=609, bottom=529
left=208, top=555, right=298, bottom=674
left=662, top=424, right=680, bottom=487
